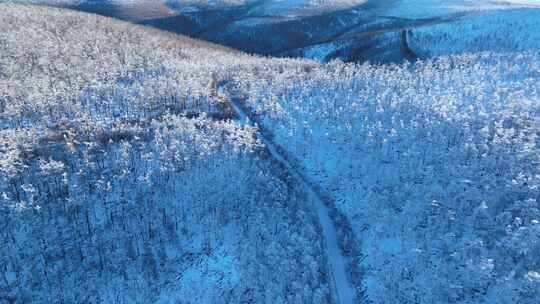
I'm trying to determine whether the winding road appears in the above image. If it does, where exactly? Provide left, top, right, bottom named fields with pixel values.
left=217, top=86, right=357, bottom=304
left=33, top=2, right=490, bottom=303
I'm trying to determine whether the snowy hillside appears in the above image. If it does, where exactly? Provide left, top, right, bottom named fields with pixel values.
left=386, top=0, right=540, bottom=18
left=166, top=0, right=368, bottom=15
left=230, top=51, right=540, bottom=304
left=166, top=0, right=540, bottom=16
left=0, top=4, right=335, bottom=303
left=1, top=2, right=540, bottom=304
left=13, top=0, right=539, bottom=63
left=408, top=9, right=540, bottom=56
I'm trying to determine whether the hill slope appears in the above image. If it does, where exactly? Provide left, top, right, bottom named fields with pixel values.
left=0, top=4, right=336, bottom=303
left=1, top=3, right=540, bottom=304
left=50, top=0, right=540, bottom=63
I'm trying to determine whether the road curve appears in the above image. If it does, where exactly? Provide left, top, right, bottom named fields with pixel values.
left=218, top=86, right=357, bottom=304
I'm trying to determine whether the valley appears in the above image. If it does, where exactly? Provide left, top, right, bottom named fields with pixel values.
left=1, top=1, right=539, bottom=303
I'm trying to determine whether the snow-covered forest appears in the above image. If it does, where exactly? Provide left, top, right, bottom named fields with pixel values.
left=409, top=9, right=540, bottom=56
left=230, top=53, right=540, bottom=303
left=0, top=5, right=334, bottom=303
left=1, top=1, right=539, bottom=304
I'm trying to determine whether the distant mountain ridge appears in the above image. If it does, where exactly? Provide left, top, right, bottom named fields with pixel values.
left=7, top=0, right=540, bottom=63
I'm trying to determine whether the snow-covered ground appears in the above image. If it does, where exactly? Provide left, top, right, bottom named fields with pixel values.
left=9, top=0, right=540, bottom=18
left=166, top=0, right=368, bottom=16
left=2, top=2, right=540, bottom=304
left=146, top=0, right=540, bottom=18
left=231, top=52, right=540, bottom=303
left=386, top=0, right=540, bottom=18
left=409, top=8, right=540, bottom=56
left=165, top=0, right=540, bottom=16
left=0, top=5, right=334, bottom=303
left=10, top=0, right=540, bottom=64
left=224, top=87, right=357, bottom=304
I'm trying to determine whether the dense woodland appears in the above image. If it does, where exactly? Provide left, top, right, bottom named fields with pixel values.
left=0, top=4, right=333, bottom=303
left=1, top=2, right=539, bottom=304
left=231, top=52, right=540, bottom=303
left=409, top=9, right=540, bottom=57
